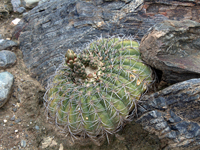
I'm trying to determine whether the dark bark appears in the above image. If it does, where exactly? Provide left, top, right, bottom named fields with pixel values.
left=140, top=20, right=200, bottom=83
left=14, top=0, right=199, bottom=86
left=137, top=78, right=200, bottom=148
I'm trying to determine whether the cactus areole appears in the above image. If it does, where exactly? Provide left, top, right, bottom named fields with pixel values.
left=44, top=36, right=153, bottom=144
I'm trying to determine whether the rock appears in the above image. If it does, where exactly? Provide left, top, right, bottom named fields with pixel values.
left=38, top=0, right=49, bottom=5
left=0, top=39, right=18, bottom=50
left=11, top=0, right=26, bottom=13
left=0, top=50, right=17, bottom=68
left=12, top=107, right=17, bottom=112
left=24, top=0, right=40, bottom=8
left=0, top=72, right=14, bottom=108
left=21, top=140, right=26, bottom=148
left=136, top=78, right=200, bottom=148
left=41, top=137, right=57, bottom=149
left=143, top=0, right=200, bottom=21
left=11, top=18, right=21, bottom=26
left=10, top=115, right=15, bottom=121
left=35, top=125, right=39, bottom=130
left=16, top=7, right=26, bottom=13
left=11, top=0, right=39, bottom=12
left=15, top=118, right=21, bottom=123
left=11, top=0, right=22, bottom=12
left=59, top=143, right=64, bottom=150
left=140, top=20, right=200, bottom=83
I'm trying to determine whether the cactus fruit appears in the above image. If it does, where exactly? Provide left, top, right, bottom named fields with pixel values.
left=44, top=36, right=153, bottom=144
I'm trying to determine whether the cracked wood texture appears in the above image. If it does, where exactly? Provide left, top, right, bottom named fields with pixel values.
left=137, top=78, right=200, bottom=149
left=15, top=0, right=200, bottom=86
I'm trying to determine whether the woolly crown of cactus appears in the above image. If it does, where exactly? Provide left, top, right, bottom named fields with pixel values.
left=44, top=36, right=153, bottom=144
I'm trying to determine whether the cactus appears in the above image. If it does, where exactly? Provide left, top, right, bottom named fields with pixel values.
left=44, top=36, right=153, bottom=144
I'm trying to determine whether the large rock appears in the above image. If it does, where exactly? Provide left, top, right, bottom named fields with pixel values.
left=15, top=0, right=200, bottom=86
left=0, top=72, right=14, bottom=108
left=136, top=78, right=200, bottom=148
left=0, top=50, right=17, bottom=68
left=140, top=20, right=200, bottom=83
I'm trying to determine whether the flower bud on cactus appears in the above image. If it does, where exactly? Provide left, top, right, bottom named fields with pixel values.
left=44, top=36, right=153, bottom=144
left=89, top=58, right=98, bottom=69
left=65, top=49, right=77, bottom=69
left=79, top=54, right=90, bottom=66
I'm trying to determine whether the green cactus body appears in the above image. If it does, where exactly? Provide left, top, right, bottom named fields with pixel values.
left=44, top=36, right=153, bottom=142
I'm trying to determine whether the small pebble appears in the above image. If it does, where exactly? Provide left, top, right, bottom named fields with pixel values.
left=35, top=125, right=39, bottom=130
left=21, top=140, right=26, bottom=148
left=3, top=119, right=7, bottom=123
left=0, top=51, right=16, bottom=68
left=16, top=7, right=26, bottom=13
left=10, top=124, right=13, bottom=126
left=15, top=129, right=18, bottom=133
left=10, top=115, right=15, bottom=121
left=11, top=18, right=21, bottom=26
left=12, top=107, right=17, bottom=112
left=15, top=118, right=21, bottom=123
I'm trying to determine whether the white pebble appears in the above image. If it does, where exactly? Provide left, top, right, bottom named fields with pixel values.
left=11, top=18, right=21, bottom=26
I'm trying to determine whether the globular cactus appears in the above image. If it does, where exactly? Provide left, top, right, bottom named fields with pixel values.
left=44, top=36, right=153, bottom=144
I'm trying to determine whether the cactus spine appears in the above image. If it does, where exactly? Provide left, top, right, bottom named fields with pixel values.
left=44, top=36, right=153, bottom=144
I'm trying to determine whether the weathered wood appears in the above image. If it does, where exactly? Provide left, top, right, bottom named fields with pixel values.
left=137, top=78, right=200, bottom=148
left=15, top=0, right=199, bottom=86
left=140, top=20, right=200, bottom=83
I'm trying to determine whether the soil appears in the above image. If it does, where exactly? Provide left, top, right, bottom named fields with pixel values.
left=0, top=1, right=181, bottom=150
